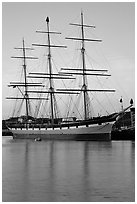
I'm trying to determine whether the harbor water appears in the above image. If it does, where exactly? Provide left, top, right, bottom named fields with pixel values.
left=2, top=136, right=135, bottom=202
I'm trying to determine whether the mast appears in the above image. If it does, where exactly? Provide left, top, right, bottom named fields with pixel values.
left=63, top=12, right=115, bottom=120
left=81, top=12, right=88, bottom=120
left=46, top=17, right=54, bottom=125
left=28, top=14, right=115, bottom=121
left=22, top=38, right=29, bottom=119
left=7, top=39, right=40, bottom=118
left=31, top=17, right=67, bottom=125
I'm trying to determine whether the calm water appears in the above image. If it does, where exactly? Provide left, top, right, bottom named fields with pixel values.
left=2, top=136, right=135, bottom=202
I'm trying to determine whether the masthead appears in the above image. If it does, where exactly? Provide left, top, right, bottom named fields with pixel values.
left=46, top=17, right=49, bottom=22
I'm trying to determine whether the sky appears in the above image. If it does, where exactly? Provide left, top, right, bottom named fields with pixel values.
left=2, top=2, right=135, bottom=119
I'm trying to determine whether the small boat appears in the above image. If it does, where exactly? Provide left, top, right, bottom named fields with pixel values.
left=6, top=12, right=133, bottom=140
left=34, top=137, right=42, bottom=142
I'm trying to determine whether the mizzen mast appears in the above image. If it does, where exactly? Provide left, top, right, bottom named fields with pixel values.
left=7, top=39, right=40, bottom=119
left=22, top=39, right=29, bottom=118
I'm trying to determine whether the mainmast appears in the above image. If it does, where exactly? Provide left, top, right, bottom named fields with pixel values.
left=46, top=17, right=54, bottom=125
left=30, top=17, right=68, bottom=125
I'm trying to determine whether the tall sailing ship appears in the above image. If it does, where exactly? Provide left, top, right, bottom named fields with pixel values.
left=6, top=12, right=133, bottom=140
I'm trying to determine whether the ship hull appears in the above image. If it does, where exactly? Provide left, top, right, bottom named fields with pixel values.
left=10, top=123, right=113, bottom=141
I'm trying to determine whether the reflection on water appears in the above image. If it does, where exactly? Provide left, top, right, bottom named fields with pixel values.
left=2, top=137, right=135, bottom=202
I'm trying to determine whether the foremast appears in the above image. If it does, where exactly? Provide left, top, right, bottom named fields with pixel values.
left=81, top=12, right=88, bottom=120
left=65, top=12, right=103, bottom=120
left=59, top=11, right=115, bottom=120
